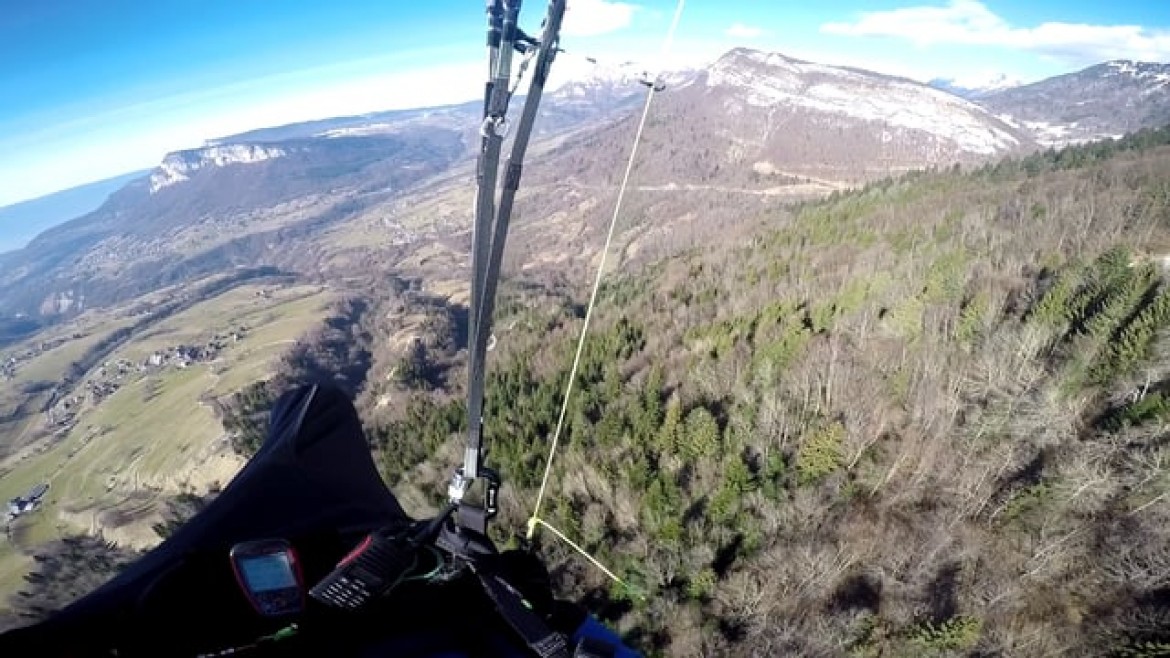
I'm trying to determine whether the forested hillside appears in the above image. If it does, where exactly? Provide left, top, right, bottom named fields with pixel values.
left=369, top=127, right=1170, bottom=656
left=14, top=127, right=1170, bottom=655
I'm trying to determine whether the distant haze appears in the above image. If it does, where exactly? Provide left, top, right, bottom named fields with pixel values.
left=0, top=170, right=147, bottom=254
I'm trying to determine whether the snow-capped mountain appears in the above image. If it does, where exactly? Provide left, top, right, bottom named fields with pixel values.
left=550, top=67, right=696, bottom=105
left=929, top=73, right=1022, bottom=99
left=25, top=46, right=1148, bottom=322
left=150, top=144, right=288, bottom=192
left=551, top=68, right=645, bottom=104
left=546, top=67, right=696, bottom=133
left=522, top=48, right=1034, bottom=194
left=703, top=49, right=1026, bottom=158
left=978, top=60, right=1170, bottom=146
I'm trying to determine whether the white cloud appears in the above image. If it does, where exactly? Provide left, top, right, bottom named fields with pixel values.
left=563, top=0, right=637, bottom=37
left=821, top=0, right=1170, bottom=64
left=726, top=22, right=765, bottom=40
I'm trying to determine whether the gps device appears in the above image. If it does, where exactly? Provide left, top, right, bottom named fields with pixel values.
left=229, top=539, right=305, bottom=617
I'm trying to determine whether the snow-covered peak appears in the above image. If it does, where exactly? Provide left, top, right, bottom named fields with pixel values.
left=150, top=144, right=286, bottom=193
left=552, top=72, right=633, bottom=99
left=952, top=72, right=1021, bottom=92
left=550, top=62, right=696, bottom=101
left=932, top=72, right=1023, bottom=97
left=706, top=48, right=1022, bottom=155
left=713, top=48, right=837, bottom=84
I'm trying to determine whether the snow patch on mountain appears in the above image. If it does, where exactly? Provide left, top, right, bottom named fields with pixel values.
left=150, top=144, right=286, bottom=193
left=1109, top=60, right=1139, bottom=76
left=707, top=49, right=1020, bottom=155
left=317, top=123, right=398, bottom=138
left=1106, top=60, right=1170, bottom=83
left=1021, top=120, right=1075, bottom=147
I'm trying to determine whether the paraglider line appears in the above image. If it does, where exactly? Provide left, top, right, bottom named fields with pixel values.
left=527, top=0, right=686, bottom=545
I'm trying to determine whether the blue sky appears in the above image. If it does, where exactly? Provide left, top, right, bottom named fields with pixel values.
left=1, top=0, right=1168, bottom=207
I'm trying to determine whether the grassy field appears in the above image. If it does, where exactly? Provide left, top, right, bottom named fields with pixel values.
left=122, top=285, right=324, bottom=361
left=9, top=329, right=112, bottom=386
left=0, top=541, right=31, bottom=613
left=0, top=282, right=333, bottom=614
left=0, top=310, right=141, bottom=395
left=322, top=169, right=473, bottom=253
left=0, top=312, right=143, bottom=464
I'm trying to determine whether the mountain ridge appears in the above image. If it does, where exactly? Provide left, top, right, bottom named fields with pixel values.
left=706, top=48, right=1028, bottom=158
left=4, top=48, right=1168, bottom=327
left=978, top=59, right=1170, bottom=145
left=0, top=171, right=150, bottom=255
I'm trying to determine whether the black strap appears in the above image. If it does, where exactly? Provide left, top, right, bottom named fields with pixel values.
left=478, top=572, right=571, bottom=658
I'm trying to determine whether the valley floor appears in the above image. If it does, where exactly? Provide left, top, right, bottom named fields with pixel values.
left=0, top=282, right=333, bottom=612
